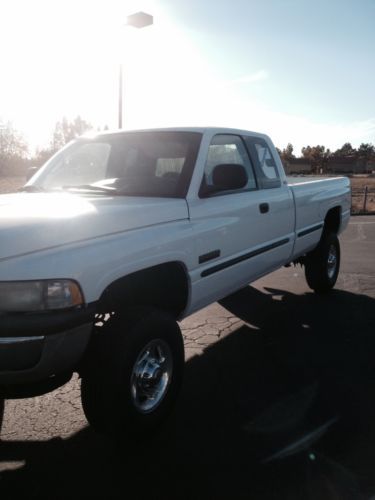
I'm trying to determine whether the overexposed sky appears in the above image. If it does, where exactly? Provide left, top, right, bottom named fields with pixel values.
left=1, top=0, right=374, bottom=153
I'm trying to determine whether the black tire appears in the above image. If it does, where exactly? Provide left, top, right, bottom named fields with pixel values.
left=81, top=307, right=184, bottom=439
left=305, top=232, right=340, bottom=293
left=0, top=398, right=4, bottom=434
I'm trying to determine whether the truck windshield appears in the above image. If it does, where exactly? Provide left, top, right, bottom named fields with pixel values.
left=27, top=131, right=202, bottom=198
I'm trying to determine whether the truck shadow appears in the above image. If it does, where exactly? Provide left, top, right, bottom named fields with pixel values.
left=1, top=286, right=375, bottom=499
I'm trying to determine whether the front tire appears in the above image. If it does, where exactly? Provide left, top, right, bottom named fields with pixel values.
left=81, top=307, right=184, bottom=439
left=305, top=232, right=340, bottom=293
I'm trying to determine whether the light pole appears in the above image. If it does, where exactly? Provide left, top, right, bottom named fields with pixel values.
left=118, top=12, right=153, bottom=129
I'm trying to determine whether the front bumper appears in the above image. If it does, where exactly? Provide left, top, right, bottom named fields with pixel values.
left=0, top=305, right=95, bottom=386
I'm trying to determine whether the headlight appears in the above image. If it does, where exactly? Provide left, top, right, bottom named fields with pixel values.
left=0, top=280, right=84, bottom=312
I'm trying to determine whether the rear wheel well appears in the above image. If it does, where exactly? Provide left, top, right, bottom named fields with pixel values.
left=96, top=262, right=189, bottom=319
left=323, top=206, right=341, bottom=236
left=292, top=206, right=341, bottom=267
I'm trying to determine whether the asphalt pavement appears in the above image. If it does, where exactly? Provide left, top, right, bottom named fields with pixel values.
left=1, top=216, right=375, bottom=499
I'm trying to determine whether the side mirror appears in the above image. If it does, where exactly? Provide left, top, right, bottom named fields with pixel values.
left=212, top=163, right=248, bottom=191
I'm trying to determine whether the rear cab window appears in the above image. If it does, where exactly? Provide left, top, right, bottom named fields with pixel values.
left=243, top=136, right=281, bottom=189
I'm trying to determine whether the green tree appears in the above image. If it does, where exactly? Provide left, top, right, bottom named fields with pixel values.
left=356, top=143, right=375, bottom=172
left=0, top=121, right=28, bottom=176
left=280, top=143, right=295, bottom=161
left=301, top=145, right=331, bottom=173
left=29, top=116, right=94, bottom=171
left=51, top=116, right=93, bottom=151
left=333, top=142, right=356, bottom=157
left=32, top=147, right=55, bottom=167
left=357, top=142, right=375, bottom=161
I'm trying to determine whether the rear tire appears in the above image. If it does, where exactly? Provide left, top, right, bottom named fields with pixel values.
left=305, top=232, right=340, bottom=293
left=0, top=398, right=4, bottom=434
left=81, top=307, right=184, bottom=440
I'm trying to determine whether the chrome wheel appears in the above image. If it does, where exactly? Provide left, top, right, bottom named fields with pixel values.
left=327, top=244, right=337, bottom=279
left=131, top=339, right=173, bottom=414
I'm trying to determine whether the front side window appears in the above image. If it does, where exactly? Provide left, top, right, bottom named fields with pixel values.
left=28, top=131, right=202, bottom=198
left=200, top=134, right=257, bottom=196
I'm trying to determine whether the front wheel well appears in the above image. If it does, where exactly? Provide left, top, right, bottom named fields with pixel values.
left=96, top=262, right=189, bottom=319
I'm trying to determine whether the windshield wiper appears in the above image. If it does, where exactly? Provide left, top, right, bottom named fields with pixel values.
left=61, top=184, right=117, bottom=194
left=18, top=185, right=46, bottom=193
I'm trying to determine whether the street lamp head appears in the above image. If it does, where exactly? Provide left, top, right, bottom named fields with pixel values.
left=118, top=11, right=153, bottom=129
left=126, top=12, right=153, bottom=29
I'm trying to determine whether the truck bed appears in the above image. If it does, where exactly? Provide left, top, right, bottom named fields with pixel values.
left=287, top=175, right=346, bottom=185
left=287, top=176, right=351, bottom=259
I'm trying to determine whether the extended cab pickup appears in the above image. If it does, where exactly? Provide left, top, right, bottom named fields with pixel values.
left=0, top=127, right=350, bottom=437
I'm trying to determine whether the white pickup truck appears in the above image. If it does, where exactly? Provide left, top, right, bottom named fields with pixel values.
left=0, top=127, right=350, bottom=437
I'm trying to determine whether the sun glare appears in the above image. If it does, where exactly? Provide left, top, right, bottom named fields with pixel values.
left=1, top=1, right=179, bottom=147
left=3, top=0, right=373, bottom=153
left=2, top=0, right=241, bottom=151
left=1, top=0, right=294, bottom=148
left=1, top=193, right=96, bottom=219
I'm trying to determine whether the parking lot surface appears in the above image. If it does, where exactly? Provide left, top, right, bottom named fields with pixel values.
left=1, top=216, right=375, bottom=499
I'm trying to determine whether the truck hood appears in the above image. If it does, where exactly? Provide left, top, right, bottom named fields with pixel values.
left=0, top=192, right=189, bottom=260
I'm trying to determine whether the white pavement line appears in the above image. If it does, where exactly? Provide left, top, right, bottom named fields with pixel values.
left=357, top=223, right=366, bottom=240
left=349, top=221, right=375, bottom=224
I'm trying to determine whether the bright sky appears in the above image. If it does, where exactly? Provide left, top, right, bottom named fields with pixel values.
left=1, top=0, right=374, bottom=154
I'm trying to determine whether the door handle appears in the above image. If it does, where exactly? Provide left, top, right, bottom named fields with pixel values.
left=259, top=203, right=269, bottom=214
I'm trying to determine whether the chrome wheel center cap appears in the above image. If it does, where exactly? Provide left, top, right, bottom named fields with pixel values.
left=131, top=339, right=173, bottom=414
left=327, top=245, right=337, bottom=279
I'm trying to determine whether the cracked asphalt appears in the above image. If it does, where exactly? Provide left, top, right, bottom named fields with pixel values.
left=1, top=216, right=375, bottom=499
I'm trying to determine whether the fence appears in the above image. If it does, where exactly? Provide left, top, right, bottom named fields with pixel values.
left=351, top=186, right=375, bottom=214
